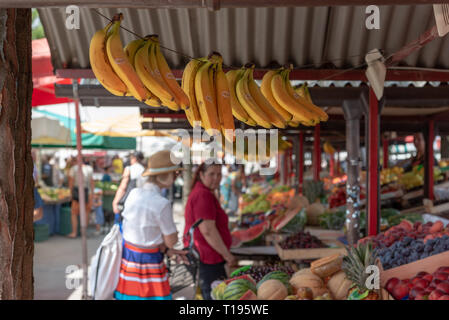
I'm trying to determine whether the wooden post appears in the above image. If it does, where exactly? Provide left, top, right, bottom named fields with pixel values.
left=313, top=124, right=321, bottom=181
left=0, top=8, right=34, bottom=299
left=298, top=132, right=304, bottom=193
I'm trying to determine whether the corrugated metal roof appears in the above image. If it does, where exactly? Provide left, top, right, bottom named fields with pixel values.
left=38, top=5, right=449, bottom=72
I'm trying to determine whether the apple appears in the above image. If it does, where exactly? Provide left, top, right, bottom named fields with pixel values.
left=393, top=282, right=410, bottom=300
left=423, top=274, right=434, bottom=282
left=433, top=272, right=449, bottom=281
left=438, top=295, right=449, bottom=300
left=386, top=277, right=400, bottom=293
left=409, top=287, right=425, bottom=300
left=429, top=289, right=445, bottom=300
left=436, top=281, right=449, bottom=294
left=414, top=279, right=430, bottom=289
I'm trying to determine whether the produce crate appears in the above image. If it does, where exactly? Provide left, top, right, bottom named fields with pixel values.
left=423, top=198, right=449, bottom=216
left=379, top=250, right=449, bottom=288
left=34, top=223, right=50, bottom=242
left=304, top=227, right=345, bottom=241
left=59, top=205, right=72, bottom=235
left=274, top=240, right=346, bottom=261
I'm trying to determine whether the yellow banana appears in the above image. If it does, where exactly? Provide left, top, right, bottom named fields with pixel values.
left=182, top=59, right=204, bottom=128
left=271, top=69, right=318, bottom=125
left=106, top=15, right=149, bottom=102
left=225, top=69, right=253, bottom=125
left=135, top=40, right=180, bottom=108
left=209, top=54, right=236, bottom=141
left=288, top=120, right=300, bottom=127
left=195, top=61, right=221, bottom=135
left=89, top=21, right=127, bottom=96
left=247, top=66, right=287, bottom=128
left=295, top=84, right=329, bottom=122
left=236, top=68, right=272, bottom=129
left=124, top=38, right=145, bottom=65
left=260, top=69, right=293, bottom=122
left=147, top=41, right=180, bottom=111
left=151, top=37, right=190, bottom=110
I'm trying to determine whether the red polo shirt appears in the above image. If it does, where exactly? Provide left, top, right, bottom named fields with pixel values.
left=183, top=181, right=232, bottom=264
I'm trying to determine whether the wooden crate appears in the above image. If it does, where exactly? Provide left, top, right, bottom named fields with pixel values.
left=423, top=198, right=449, bottom=216
left=379, top=250, right=449, bottom=287
left=304, top=227, right=345, bottom=241
left=274, top=240, right=346, bottom=261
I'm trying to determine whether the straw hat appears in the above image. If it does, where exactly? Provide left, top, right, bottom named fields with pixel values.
left=142, top=150, right=183, bottom=177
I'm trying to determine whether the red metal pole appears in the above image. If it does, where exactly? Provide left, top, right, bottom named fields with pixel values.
left=428, top=119, right=435, bottom=201
left=313, top=124, right=321, bottom=181
left=299, top=132, right=304, bottom=194
left=383, top=137, right=389, bottom=169
left=368, top=88, right=380, bottom=236
left=283, top=150, right=288, bottom=185
left=329, top=154, right=335, bottom=177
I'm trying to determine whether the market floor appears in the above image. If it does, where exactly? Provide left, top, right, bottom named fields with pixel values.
left=33, top=200, right=189, bottom=300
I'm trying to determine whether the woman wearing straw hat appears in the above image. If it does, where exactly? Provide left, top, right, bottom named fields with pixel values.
left=184, top=161, right=236, bottom=300
left=113, top=150, right=187, bottom=300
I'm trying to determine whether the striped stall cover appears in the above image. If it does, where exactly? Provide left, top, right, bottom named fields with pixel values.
left=113, top=241, right=172, bottom=300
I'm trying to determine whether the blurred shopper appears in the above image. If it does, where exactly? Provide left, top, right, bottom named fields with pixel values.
left=114, top=150, right=187, bottom=300
left=400, top=133, right=438, bottom=172
left=92, top=188, right=105, bottom=236
left=67, top=158, right=95, bottom=238
left=220, top=165, right=244, bottom=216
left=112, top=152, right=145, bottom=222
left=184, top=162, right=236, bottom=300
left=112, top=155, right=124, bottom=175
left=41, top=155, right=53, bottom=187
left=102, top=165, right=112, bottom=182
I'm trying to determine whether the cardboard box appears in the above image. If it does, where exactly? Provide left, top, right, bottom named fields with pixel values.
left=379, top=250, right=449, bottom=287
left=275, top=240, right=346, bottom=261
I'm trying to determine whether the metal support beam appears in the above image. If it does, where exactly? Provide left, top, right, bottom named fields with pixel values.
left=424, top=119, right=435, bottom=200
left=342, top=100, right=363, bottom=245
left=313, top=124, right=321, bottom=181
left=298, top=131, right=304, bottom=194
left=383, top=136, right=389, bottom=169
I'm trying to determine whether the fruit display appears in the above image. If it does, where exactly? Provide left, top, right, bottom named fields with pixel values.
left=231, top=220, right=271, bottom=248
left=302, top=180, right=325, bottom=204
left=319, top=210, right=346, bottom=230
left=278, top=231, right=326, bottom=250
left=38, top=187, right=71, bottom=202
left=359, top=220, right=449, bottom=249
left=230, top=262, right=295, bottom=283
left=271, top=208, right=307, bottom=234
left=257, top=279, right=288, bottom=300
left=385, top=267, right=449, bottom=300
left=305, top=202, right=325, bottom=226
left=376, top=235, right=449, bottom=270
left=241, top=194, right=272, bottom=214
left=95, top=181, right=118, bottom=192
left=222, top=278, right=257, bottom=300
left=380, top=166, right=403, bottom=185
left=400, top=165, right=443, bottom=190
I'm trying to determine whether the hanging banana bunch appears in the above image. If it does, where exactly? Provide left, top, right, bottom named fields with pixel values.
left=323, top=141, right=336, bottom=155
left=89, top=13, right=190, bottom=110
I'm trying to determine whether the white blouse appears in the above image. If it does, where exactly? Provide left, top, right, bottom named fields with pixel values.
left=121, top=182, right=177, bottom=248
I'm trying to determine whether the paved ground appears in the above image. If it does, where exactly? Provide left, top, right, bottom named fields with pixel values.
left=33, top=200, right=193, bottom=300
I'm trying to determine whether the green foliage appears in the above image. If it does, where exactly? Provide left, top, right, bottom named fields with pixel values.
left=32, top=9, right=45, bottom=40
left=303, top=180, right=325, bottom=204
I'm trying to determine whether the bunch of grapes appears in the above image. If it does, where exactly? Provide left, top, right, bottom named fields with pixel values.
left=279, top=231, right=326, bottom=250
left=233, top=263, right=295, bottom=283
left=376, top=235, right=449, bottom=270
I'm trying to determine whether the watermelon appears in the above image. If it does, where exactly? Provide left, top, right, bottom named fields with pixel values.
left=211, top=281, right=227, bottom=300
left=272, top=208, right=307, bottom=234
left=239, top=289, right=258, bottom=300
left=224, top=274, right=256, bottom=286
left=222, top=279, right=257, bottom=300
left=231, top=220, right=270, bottom=248
left=256, top=270, right=293, bottom=295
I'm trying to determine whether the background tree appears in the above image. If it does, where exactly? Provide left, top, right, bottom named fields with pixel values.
left=0, top=8, right=34, bottom=300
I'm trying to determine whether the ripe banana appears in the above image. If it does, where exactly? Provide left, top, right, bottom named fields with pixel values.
left=147, top=41, right=180, bottom=111
left=236, top=68, right=272, bottom=129
left=182, top=59, right=204, bottom=128
left=247, top=66, right=287, bottom=129
left=135, top=39, right=181, bottom=108
left=89, top=21, right=127, bottom=96
left=195, top=61, right=221, bottom=135
left=295, top=83, right=329, bottom=122
left=260, top=69, right=293, bottom=123
left=225, top=69, right=254, bottom=125
left=124, top=38, right=145, bottom=65
left=212, top=55, right=235, bottom=142
left=288, top=120, right=300, bottom=127
left=271, top=69, right=318, bottom=125
left=106, top=15, right=149, bottom=102
left=151, top=36, right=190, bottom=110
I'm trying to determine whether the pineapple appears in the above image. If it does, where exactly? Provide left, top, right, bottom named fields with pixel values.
left=342, top=242, right=380, bottom=300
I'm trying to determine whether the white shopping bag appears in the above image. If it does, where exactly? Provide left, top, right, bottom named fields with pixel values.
left=88, top=224, right=122, bottom=300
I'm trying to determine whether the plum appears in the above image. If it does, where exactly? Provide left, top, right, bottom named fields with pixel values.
left=438, top=295, right=449, bottom=300
left=414, top=279, right=430, bottom=289
left=429, top=289, right=446, bottom=300
left=386, top=277, right=400, bottom=293
left=409, top=287, right=425, bottom=300
left=433, top=272, right=449, bottom=281
left=393, top=282, right=410, bottom=300
left=436, top=281, right=449, bottom=294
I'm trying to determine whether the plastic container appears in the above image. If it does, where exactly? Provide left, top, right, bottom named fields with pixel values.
left=34, top=223, right=50, bottom=242
left=59, top=205, right=72, bottom=235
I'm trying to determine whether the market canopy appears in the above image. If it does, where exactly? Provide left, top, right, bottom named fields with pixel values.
left=31, top=116, right=72, bottom=145
left=32, top=109, right=137, bottom=149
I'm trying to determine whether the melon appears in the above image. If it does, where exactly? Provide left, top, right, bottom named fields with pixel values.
left=224, top=274, right=256, bottom=286
left=211, top=281, right=227, bottom=300
left=272, top=208, right=307, bottom=234
left=231, top=220, right=270, bottom=248
left=223, top=279, right=257, bottom=300
left=239, top=289, right=258, bottom=300
left=256, top=270, right=293, bottom=294
left=284, top=295, right=298, bottom=300
left=257, top=279, right=288, bottom=300
left=289, top=272, right=324, bottom=297
left=306, top=203, right=325, bottom=226
left=287, top=195, right=309, bottom=210
left=327, top=271, right=352, bottom=300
